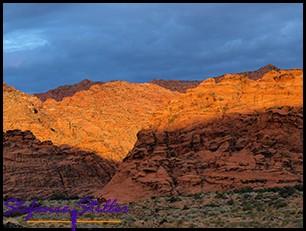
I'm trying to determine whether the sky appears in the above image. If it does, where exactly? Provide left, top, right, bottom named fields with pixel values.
left=3, top=3, right=303, bottom=94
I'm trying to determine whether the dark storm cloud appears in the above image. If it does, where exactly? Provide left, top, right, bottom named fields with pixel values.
left=3, top=3, right=303, bottom=93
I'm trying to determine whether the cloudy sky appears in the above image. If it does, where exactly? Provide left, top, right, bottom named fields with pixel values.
left=3, top=3, right=303, bottom=93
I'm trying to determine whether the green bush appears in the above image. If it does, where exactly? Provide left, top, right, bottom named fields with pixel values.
left=50, top=193, right=68, bottom=200
left=68, top=195, right=80, bottom=200
left=193, top=193, right=202, bottom=200
left=256, top=205, right=265, bottom=212
left=168, top=196, right=180, bottom=203
left=233, top=187, right=254, bottom=194
left=243, top=194, right=252, bottom=199
left=216, top=192, right=224, bottom=199
left=4, top=210, right=24, bottom=217
left=279, top=186, right=296, bottom=198
left=242, top=204, right=253, bottom=211
left=275, top=200, right=288, bottom=208
left=268, top=198, right=288, bottom=209
left=227, top=199, right=234, bottom=205
left=294, top=184, right=303, bottom=191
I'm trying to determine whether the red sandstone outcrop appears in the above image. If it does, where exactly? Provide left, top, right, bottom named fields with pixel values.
left=4, top=81, right=179, bottom=161
left=97, top=106, right=303, bottom=203
left=3, top=66, right=303, bottom=203
left=96, top=68, right=303, bottom=203
left=34, top=79, right=104, bottom=102
left=214, top=64, right=280, bottom=83
left=150, top=64, right=281, bottom=93
left=3, top=83, right=57, bottom=141
left=151, top=68, right=303, bottom=130
left=3, top=129, right=117, bottom=200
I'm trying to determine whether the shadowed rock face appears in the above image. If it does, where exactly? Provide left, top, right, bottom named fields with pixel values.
left=150, top=79, right=202, bottom=93
left=97, top=106, right=303, bottom=203
left=240, top=64, right=281, bottom=81
left=3, top=130, right=118, bottom=200
left=34, top=79, right=105, bottom=102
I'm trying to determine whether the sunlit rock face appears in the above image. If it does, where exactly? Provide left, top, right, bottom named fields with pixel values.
left=96, top=68, right=303, bottom=203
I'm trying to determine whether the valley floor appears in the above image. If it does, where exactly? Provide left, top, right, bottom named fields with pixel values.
left=3, top=185, right=303, bottom=228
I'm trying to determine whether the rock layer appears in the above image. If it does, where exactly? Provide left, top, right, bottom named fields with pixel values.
left=97, top=106, right=303, bottom=203
left=3, top=130, right=117, bottom=200
left=97, top=67, right=303, bottom=203
left=4, top=81, right=179, bottom=161
left=151, top=68, right=303, bottom=130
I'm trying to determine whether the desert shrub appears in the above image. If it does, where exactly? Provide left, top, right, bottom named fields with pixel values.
left=254, top=193, right=264, bottom=200
left=275, top=200, right=288, bottom=208
left=268, top=198, right=288, bottom=208
left=233, top=187, right=254, bottom=194
left=193, top=193, right=202, bottom=200
left=168, top=196, right=180, bottom=203
left=209, top=92, right=215, bottom=97
left=256, top=205, right=265, bottom=212
left=278, top=186, right=296, bottom=198
left=243, top=193, right=252, bottom=199
left=242, top=204, right=253, bottom=211
left=268, top=186, right=281, bottom=192
left=256, top=186, right=279, bottom=193
left=69, top=195, right=80, bottom=200
left=207, top=202, right=219, bottom=207
left=4, top=210, right=24, bottom=217
left=283, top=211, right=290, bottom=217
left=227, top=199, right=234, bottom=205
left=216, top=192, right=224, bottom=199
left=50, top=193, right=68, bottom=200
left=31, top=200, right=43, bottom=206
left=294, top=184, right=303, bottom=191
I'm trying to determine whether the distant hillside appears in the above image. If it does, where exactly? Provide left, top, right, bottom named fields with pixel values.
left=150, top=79, right=202, bottom=93
left=150, top=64, right=281, bottom=93
left=214, top=64, right=281, bottom=83
left=34, top=79, right=105, bottom=102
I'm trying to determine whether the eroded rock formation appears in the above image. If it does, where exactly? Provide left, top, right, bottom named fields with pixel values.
left=3, top=130, right=117, bottom=200
left=150, top=64, right=281, bottom=93
left=4, top=81, right=179, bottom=161
left=151, top=68, right=303, bottom=130
left=97, top=106, right=303, bottom=203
